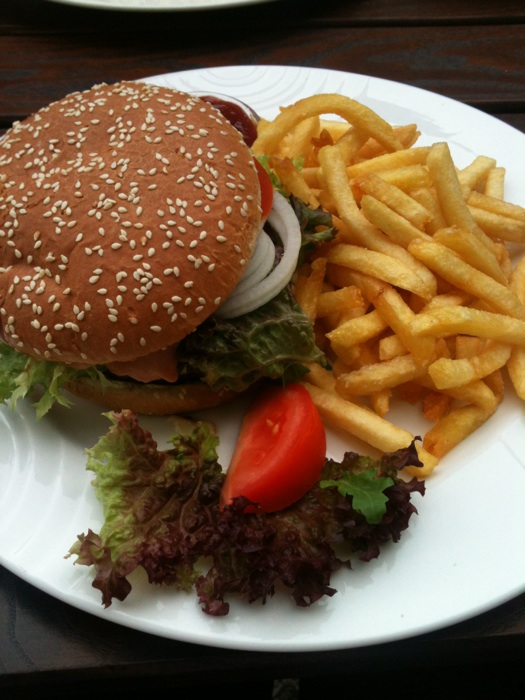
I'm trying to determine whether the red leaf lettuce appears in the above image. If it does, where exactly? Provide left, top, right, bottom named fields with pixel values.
left=67, top=410, right=425, bottom=616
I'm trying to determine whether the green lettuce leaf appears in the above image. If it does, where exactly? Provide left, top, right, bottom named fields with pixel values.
left=68, top=411, right=225, bottom=606
left=177, top=287, right=326, bottom=393
left=289, top=195, right=337, bottom=266
left=320, top=468, right=394, bottom=524
left=0, top=343, right=104, bottom=418
left=0, top=343, right=29, bottom=402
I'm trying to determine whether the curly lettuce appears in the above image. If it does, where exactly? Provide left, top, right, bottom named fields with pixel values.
left=67, top=410, right=425, bottom=616
left=0, top=343, right=105, bottom=418
left=177, top=287, right=326, bottom=392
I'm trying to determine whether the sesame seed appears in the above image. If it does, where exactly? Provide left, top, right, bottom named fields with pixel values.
left=0, top=80, right=259, bottom=363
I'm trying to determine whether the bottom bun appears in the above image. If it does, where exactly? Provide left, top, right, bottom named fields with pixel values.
left=65, top=376, right=241, bottom=415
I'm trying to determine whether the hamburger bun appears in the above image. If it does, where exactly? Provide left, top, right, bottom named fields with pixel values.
left=0, top=81, right=262, bottom=371
left=64, top=373, right=240, bottom=415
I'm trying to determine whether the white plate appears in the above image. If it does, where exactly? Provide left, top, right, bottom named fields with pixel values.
left=46, top=0, right=278, bottom=11
left=1, top=65, right=524, bottom=652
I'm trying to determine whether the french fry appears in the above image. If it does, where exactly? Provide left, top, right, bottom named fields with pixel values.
left=410, top=305, right=525, bottom=344
left=494, top=241, right=513, bottom=280
left=428, top=341, right=512, bottom=389
left=469, top=206, right=525, bottom=243
left=510, top=255, right=525, bottom=303
left=454, top=335, right=485, bottom=359
left=326, top=243, right=435, bottom=299
left=277, top=115, right=321, bottom=162
left=333, top=129, right=370, bottom=163
left=419, top=405, right=495, bottom=462
left=507, top=258, right=525, bottom=399
left=483, top=369, right=505, bottom=406
left=327, top=309, right=387, bottom=347
left=422, top=390, right=452, bottom=421
left=369, top=388, right=391, bottom=417
left=378, top=333, right=406, bottom=361
left=432, top=225, right=507, bottom=285
left=457, top=155, right=497, bottom=196
left=336, top=354, right=429, bottom=396
left=467, top=191, right=525, bottom=222
left=345, top=147, right=431, bottom=180
left=271, top=157, right=320, bottom=208
left=419, top=291, right=473, bottom=312
left=294, top=257, right=327, bottom=322
left=407, top=238, right=523, bottom=317
left=252, top=94, right=404, bottom=156
left=483, top=167, right=506, bottom=199
left=329, top=341, right=361, bottom=367
left=410, top=186, right=448, bottom=234
left=301, top=382, right=438, bottom=474
left=426, top=142, right=496, bottom=251
left=392, top=123, right=421, bottom=149
left=316, top=285, right=364, bottom=319
left=317, top=145, right=362, bottom=218
left=302, top=361, right=337, bottom=392
left=299, top=166, right=323, bottom=189
left=346, top=271, right=437, bottom=365
left=418, top=375, right=499, bottom=412
left=319, top=118, right=352, bottom=140
left=356, top=173, right=433, bottom=229
left=354, top=123, right=420, bottom=160
left=365, top=164, right=433, bottom=192
left=359, top=194, right=433, bottom=246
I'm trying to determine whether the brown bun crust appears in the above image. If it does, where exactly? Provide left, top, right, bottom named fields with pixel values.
left=65, top=375, right=240, bottom=415
left=0, top=81, right=261, bottom=366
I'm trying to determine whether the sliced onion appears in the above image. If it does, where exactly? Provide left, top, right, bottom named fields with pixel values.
left=232, top=231, right=275, bottom=294
left=215, top=192, right=301, bottom=319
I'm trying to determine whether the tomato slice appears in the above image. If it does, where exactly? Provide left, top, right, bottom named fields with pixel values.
left=255, top=158, right=274, bottom=221
left=220, top=384, right=326, bottom=513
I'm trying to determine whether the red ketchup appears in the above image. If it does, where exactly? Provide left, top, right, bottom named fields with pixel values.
left=199, top=94, right=258, bottom=147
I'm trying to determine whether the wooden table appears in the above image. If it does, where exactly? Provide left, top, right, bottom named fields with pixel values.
left=1, top=1, right=524, bottom=698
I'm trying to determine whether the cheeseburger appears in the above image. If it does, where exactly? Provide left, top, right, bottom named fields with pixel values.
left=0, top=81, right=327, bottom=415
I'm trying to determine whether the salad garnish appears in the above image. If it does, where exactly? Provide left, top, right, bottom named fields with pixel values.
left=67, top=409, right=425, bottom=616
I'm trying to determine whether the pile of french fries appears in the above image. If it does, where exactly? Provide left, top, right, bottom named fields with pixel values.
left=252, top=94, right=525, bottom=477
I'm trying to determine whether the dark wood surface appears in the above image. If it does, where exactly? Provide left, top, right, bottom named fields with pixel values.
left=1, top=1, right=524, bottom=697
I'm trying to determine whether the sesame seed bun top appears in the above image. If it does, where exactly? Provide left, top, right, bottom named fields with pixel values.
left=0, top=81, right=262, bottom=366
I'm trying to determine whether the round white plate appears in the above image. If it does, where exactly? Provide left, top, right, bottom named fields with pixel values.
left=46, top=0, right=278, bottom=10
left=1, top=65, right=524, bottom=652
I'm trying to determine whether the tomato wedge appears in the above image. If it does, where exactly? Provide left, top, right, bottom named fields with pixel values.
left=220, top=384, right=327, bottom=513
left=255, top=158, right=274, bottom=221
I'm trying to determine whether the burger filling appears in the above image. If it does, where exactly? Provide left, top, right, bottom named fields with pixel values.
left=106, top=346, right=180, bottom=384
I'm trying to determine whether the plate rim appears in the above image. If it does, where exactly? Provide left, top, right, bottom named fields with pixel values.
left=45, top=0, right=279, bottom=11
left=1, top=64, right=524, bottom=652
